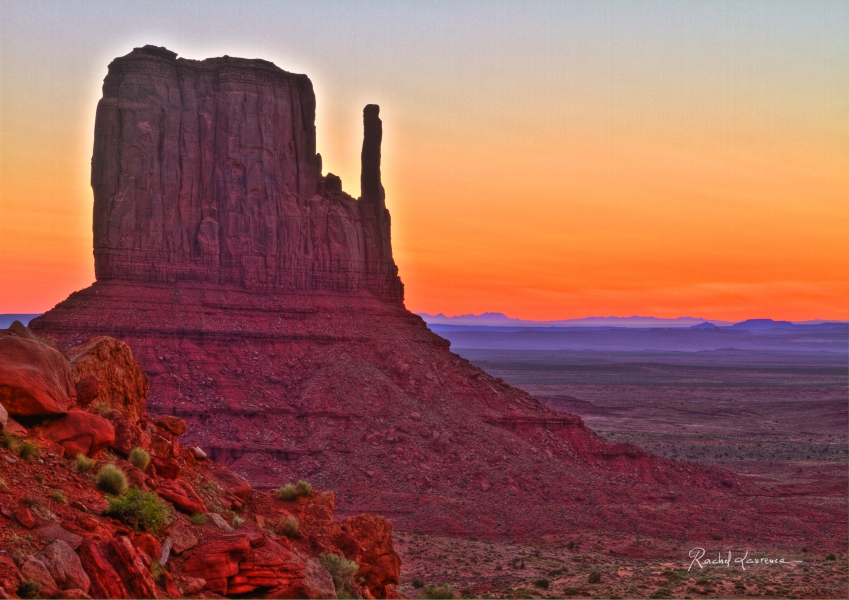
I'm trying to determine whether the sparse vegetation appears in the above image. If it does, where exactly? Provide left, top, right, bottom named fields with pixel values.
left=97, top=464, right=128, bottom=495
left=190, top=513, right=208, bottom=526
left=274, top=483, right=298, bottom=501
left=295, top=479, right=313, bottom=496
left=34, top=473, right=44, bottom=483
left=277, top=515, right=300, bottom=538
left=151, top=560, right=164, bottom=583
left=319, top=552, right=359, bottom=598
left=412, top=578, right=425, bottom=589
left=90, top=401, right=111, bottom=415
left=423, top=583, right=456, bottom=599
left=1, top=432, right=19, bottom=451
left=18, top=441, right=39, bottom=461
left=49, top=490, right=68, bottom=504
left=588, top=570, right=602, bottom=583
left=129, top=447, right=151, bottom=471
left=104, top=488, right=172, bottom=533
left=232, top=514, right=245, bottom=528
left=76, top=453, right=96, bottom=474
left=533, top=578, right=550, bottom=589
left=826, top=553, right=836, bottom=560
left=17, top=579, right=41, bottom=599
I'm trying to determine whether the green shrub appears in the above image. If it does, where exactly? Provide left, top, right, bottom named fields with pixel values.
left=274, top=483, right=298, bottom=501
left=17, top=579, right=41, bottom=599
left=295, top=479, right=313, bottom=496
left=151, top=561, right=164, bottom=583
left=533, top=578, right=550, bottom=589
left=190, top=513, right=208, bottom=526
left=1, top=432, right=19, bottom=451
left=104, top=488, right=172, bottom=533
left=97, top=464, right=128, bottom=495
left=412, top=578, right=425, bottom=589
left=649, top=588, right=672, bottom=599
left=18, top=441, right=39, bottom=461
left=232, top=514, right=245, bottom=529
left=76, top=454, right=96, bottom=474
left=423, top=584, right=456, bottom=599
left=129, top=447, right=151, bottom=471
left=319, top=552, right=359, bottom=597
left=278, top=515, right=299, bottom=538
left=49, top=490, right=68, bottom=504
left=588, top=571, right=602, bottom=584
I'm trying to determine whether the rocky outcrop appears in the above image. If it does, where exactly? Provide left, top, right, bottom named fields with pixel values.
left=90, top=45, right=402, bottom=303
left=34, top=409, right=115, bottom=458
left=0, top=337, right=75, bottom=417
left=0, top=334, right=401, bottom=599
left=66, top=337, right=149, bottom=422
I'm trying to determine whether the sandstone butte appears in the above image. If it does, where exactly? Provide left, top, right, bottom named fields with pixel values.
left=28, top=46, right=842, bottom=556
left=0, top=324, right=400, bottom=599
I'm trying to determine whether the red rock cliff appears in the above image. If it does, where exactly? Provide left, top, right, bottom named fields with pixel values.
left=91, top=45, right=402, bottom=302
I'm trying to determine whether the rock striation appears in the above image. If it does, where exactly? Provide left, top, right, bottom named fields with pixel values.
left=91, top=45, right=402, bottom=302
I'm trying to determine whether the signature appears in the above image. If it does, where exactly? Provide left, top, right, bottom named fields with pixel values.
left=688, top=548, right=803, bottom=571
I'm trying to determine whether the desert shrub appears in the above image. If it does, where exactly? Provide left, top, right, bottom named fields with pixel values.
left=97, top=464, right=128, bottom=495
left=34, top=473, right=44, bottom=483
left=90, top=401, right=111, bottom=415
left=711, top=533, right=723, bottom=540
left=129, top=447, right=151, bottom=471
left=76, top=454, right=96, bottom=474
left=664, top=570, right=684, bottom=581
left=232, top=514, right=245, bottom=528
left=696, top=577, right=711, bottom=586
left=295, top=479, right=313, bottom=496
left=588, top=571, right=602, bottom=583
left=17, top=579, right=41, bottom=599
left=105, top=488, right=172, bottom=533
left=49, top=490, right=68, bottom=504
left=190, top=513, right=208, bottom=526
left=151, top=561, right=164, bottom=583
left=566, top=540, right=575, bottom=550
left=274, top=483, right=298, bottom=501
left=412, top=578, right=425, bottom=589
left=533, top=578, right=550, bottom=589
left=826, top=553, right=836, bottom=560
left=649, top=587, right=672, bottom=599
left=423, top=583, right=456, bottom=599
left=278, top=515, right=299, bottom=538
left=18, top=441, right=39, bottom=461
left=1, top=432, right=19, bottom=451
left=319, top=552, right=359, bottom=597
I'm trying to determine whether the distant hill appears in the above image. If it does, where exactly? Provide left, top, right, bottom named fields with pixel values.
left=0, top=314, right=41, bottom=328
left=418, top=312, right=731, bottom=328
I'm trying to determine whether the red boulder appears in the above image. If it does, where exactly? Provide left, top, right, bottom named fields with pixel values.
left=156, top=479, right=207, bottom=514
left=36, top=409, right=115, bottom=458
left=0, top=336, right=74, bottom=417
left=78, top=536, right=156, bottom=599
left=341, top=514, right=401, bottom=598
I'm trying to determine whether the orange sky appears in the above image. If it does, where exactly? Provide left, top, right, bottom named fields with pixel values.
left=1, top=1, right=847, bottom=321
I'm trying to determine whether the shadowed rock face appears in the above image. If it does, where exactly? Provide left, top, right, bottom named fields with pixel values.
left=92, top=45, right=402, bottom=302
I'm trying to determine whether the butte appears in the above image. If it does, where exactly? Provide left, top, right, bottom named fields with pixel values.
left=32, top=45, right=834, bottom=547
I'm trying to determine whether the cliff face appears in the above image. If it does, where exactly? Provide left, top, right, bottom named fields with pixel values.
left=91, top=45, right=401, bottom=302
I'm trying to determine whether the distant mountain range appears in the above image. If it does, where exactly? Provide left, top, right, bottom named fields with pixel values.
left=418, top=312, right=847, bottom=330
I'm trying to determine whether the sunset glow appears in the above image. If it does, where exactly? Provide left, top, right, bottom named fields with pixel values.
left=1, top=1, right=847, bottom=320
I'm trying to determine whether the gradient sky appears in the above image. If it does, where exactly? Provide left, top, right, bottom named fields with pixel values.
left=1, top=1, right=847, bottom=320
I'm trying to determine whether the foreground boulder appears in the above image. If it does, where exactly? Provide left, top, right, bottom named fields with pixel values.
left=0, top=336, right=74, bottom=417
left=66, top=336, right=149, bottom=422
left=35, top=408, right=116, bottom=457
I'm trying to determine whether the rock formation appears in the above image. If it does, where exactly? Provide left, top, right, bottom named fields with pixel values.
left=29, top=46, right=843, bottom=552
left=90, top=45, right=401, bottom=302
left=0, top=332, right=400, bottom=599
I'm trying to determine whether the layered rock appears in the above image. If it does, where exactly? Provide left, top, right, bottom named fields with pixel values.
left=90, top=45, right=401, bottom=302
